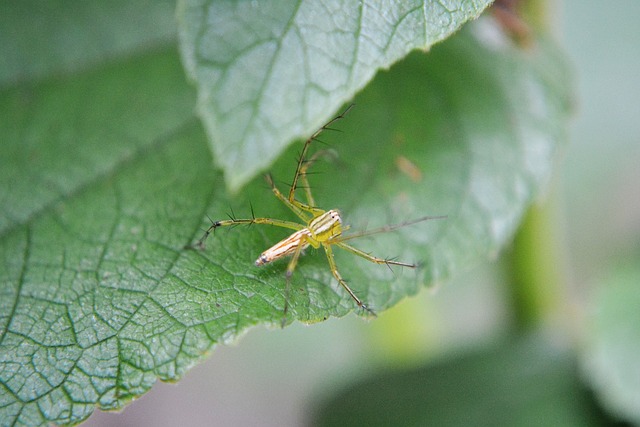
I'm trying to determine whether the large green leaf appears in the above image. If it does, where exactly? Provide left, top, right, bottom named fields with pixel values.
left=0, top=0, right=176, bottom=87
left=312, top=335, right=606, bottom=426
left=581, top=256, right=640, bottom=424
left=177, top=0, right=494, bottom=191
left=0, top=51, right=201, bottom=425
left=0, top=14, right=571, bottom=427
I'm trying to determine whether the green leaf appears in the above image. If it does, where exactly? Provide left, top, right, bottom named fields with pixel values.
left=311, top=335, right=605, bottom=426
left=0, top=50, right=201, bottom=425
left=177, top=0, right=494, bottom=191
left=0, top=15, right=572, bottom=427
left=0, top=0, right=177, bottom=87
left=581, top=255, right=640, bottom=424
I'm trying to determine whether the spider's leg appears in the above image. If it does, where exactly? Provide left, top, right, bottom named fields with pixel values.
left=335, top=242, right=416, bottom=269
left=281, top=234, right=307, bottom=327
left=288, top=104, right=354, bottom=205
left=297, top=149, right=338, bottom=207
left=265, top=174, right=323, bottom=220
left=323, top=244, right=376, bottom=316
left=333, top=215, right=447, bottom=244
left=186, top=216, right=303, bottom=250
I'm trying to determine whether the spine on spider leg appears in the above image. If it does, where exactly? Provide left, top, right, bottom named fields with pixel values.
left=190, top=207, right=247, bottom=250
left=185, top=212, right=307, bottom=251
left=184, top=204, right=254, bottom=250
left=184, top=219, right=222, bottom=250
left=288, top=104, right=355, bottom=201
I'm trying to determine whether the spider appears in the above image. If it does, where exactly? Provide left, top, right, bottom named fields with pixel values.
left=188, top=105, right=443, bottom=323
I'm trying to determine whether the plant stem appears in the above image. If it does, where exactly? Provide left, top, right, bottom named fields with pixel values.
left=504, top=201, right=565, bottom=332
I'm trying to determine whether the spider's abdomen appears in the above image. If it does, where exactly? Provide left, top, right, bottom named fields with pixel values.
left=255, top=229, right=311, bottom=266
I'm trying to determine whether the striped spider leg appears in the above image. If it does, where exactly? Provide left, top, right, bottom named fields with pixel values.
left=188, top=105, right=444, bottom=324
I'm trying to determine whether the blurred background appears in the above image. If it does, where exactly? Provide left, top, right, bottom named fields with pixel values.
left=86, top=0, right=640, bottom=425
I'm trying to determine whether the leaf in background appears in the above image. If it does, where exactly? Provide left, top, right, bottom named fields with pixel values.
left=0, top=0, right=176, bottom=86
left=581, top=256, right=640, bottom=424
left=311, top=335, right=605, bottom=426
left=0, top=10, right=572, bottom=427
left=176, top=0, right=494, bottom=191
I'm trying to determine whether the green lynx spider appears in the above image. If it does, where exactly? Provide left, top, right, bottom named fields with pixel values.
left=190, top=105, right=443, bottom=321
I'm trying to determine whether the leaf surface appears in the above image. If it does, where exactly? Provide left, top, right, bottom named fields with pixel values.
left=0, top=14, right=571, bottom=427
left=0, top=0, right=176, bottom=87
left=581, top=257, right=640, bottom=424
left=312, top=335, right=603, bottom=426
left=177, top=0, right=494, bottom=190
